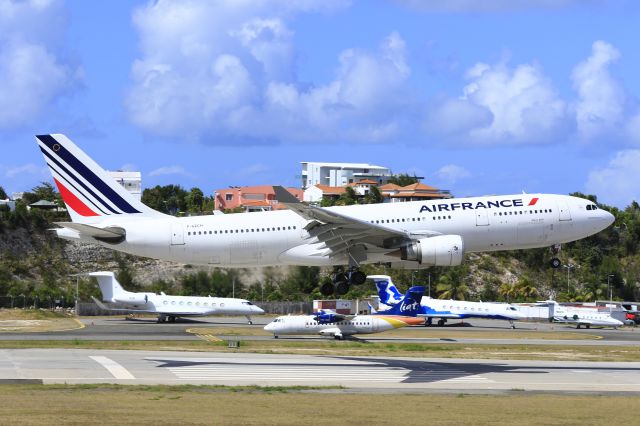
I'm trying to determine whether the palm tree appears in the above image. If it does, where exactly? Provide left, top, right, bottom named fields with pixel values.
left=436, top=275, right=469, bottom=300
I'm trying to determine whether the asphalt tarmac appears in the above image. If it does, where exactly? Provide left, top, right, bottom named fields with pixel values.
left=1, top=348, right=639, bottom=394
left=1, top=315, right=638, bottom=345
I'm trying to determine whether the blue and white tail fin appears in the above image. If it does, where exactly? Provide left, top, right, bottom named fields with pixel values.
left=368, top=275, right=403, bottom=306
left=377, top=286, right=425, bottom=317
left=88, top=271, right=130, bottom=303
left=36, top=134, right=164, bottom=224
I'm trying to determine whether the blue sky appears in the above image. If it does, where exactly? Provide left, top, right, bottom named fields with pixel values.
left=2, top=0, right=640, bottom=207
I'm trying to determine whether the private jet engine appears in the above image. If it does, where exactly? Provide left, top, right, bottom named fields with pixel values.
left=112, top=293, right=149, bottom=307
left=396, top=235, right=465, bottom=266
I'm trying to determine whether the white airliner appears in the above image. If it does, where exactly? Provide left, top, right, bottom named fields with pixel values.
left=88, top=271, right=264, bottom=323
left=369, top=275, right=525, bottom=328
left=263, top=286, right=425, bottom=339
left=549, top=301, right=623, bottom=329
left=36, top=134, right=614, bottom=296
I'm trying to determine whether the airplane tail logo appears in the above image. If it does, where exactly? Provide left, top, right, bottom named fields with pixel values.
left=378, top=286, right=425, bottom=317
left=36, top=134, right=162, bottom=223
left=369, top=275, right=403, bottom=305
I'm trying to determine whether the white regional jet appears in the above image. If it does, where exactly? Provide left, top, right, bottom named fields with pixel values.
left=263, top=286, right=426, bottom=339
left=549, top=301, right=623, bottom=329
left=36, top=134, right=614, bottom=296
left=370, top=275, right=525, bottom=328
left=89, top=271, right=264, bottom=323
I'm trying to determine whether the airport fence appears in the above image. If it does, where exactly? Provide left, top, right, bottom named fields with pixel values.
left=0, top=295, right=74, bottom=310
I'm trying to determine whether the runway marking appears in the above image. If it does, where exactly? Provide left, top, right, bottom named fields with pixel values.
left=89, top=356, right=135, bottom=380
left=186, top=328, right=223, bottom=342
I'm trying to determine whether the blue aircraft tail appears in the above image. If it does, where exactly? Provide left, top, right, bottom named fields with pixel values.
left=368, top=275, right=403, bottom=306
left=377, top=286, right=425, bottom=317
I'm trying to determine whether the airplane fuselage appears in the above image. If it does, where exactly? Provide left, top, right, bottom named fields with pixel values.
left=264, top=314, right=424, bottom=337
left=58, top=193, right=614, bottom=268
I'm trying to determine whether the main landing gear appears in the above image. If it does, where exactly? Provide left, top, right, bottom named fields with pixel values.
left=320, top=268, right=367, bottom=297
left=549, top=244, right=562, bottom=269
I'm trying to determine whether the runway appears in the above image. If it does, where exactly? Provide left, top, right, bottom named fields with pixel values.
left=1, top=348, right=639, bottom=394
left=1, top=316, right=638, bottom=346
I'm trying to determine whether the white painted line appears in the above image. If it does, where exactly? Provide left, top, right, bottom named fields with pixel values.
left=89, top=356, right=135, bottom=380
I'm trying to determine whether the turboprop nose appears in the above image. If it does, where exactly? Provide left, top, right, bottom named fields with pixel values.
left=254, top=305, right=265, bottom=314
left=264, top=322, right=274, bottom=332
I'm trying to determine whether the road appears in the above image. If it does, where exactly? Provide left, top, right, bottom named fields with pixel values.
left=1, top=348, right=639, bottom=394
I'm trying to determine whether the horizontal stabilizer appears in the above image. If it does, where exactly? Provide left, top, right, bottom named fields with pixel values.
left=55, top=222, right=125, bottom=243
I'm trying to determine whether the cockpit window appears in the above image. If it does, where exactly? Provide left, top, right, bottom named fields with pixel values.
left=586, top=204, right=598, bottom=211
left=242, top=301, right=254, bottom=305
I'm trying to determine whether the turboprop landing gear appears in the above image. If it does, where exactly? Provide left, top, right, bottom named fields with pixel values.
left=245, top=315, right=253, bottom=325
left=550, top=244, right=562, bottom=269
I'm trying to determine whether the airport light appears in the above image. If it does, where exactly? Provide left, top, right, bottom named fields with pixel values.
left=562, top=263, right=580, bottom=294
left=607, top=274, right=615, bottom=303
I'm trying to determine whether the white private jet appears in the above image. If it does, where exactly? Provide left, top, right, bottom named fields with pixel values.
left=37, top=134, right=614, bottom=296
left=263, top=286, right=425, bottom=339
left=88, top=271, right=264, bottom=323
left=369, top=275, right=525, bottom=328
left=549, top=301, right=623, bottom=329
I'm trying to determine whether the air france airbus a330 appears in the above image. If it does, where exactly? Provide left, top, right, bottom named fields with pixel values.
left=36, top=134, right=614, bottom=296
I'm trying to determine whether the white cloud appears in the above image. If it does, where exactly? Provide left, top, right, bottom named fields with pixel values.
left=148, top=165, right=190, bottom=177
left=571, top=40, right=625, bottom=141
left=433, top=164, right=471, bottom=184
left=0, top=0, right=81, bottom=129
left=126, top=1, right=413, bottom=145
left=1, top=163, right=47, bottom=178
left=585, top=150, right=640, bottom=207
left=426, top=60, right=567, bottom=145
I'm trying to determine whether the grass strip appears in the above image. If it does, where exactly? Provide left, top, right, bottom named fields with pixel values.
left=0, top=384, right=636, bottom=425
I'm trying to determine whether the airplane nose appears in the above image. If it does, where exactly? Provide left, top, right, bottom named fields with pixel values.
left=254, top=306, right=265, bottom=314
left=264, top=323, right=273, bottom=331
left=604, top=211, right=615, bottom=227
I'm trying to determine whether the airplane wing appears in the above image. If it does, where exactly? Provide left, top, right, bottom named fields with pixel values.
left=55, top=222, right=125, bottom=243
left=273, top=186, right=440, bottom=256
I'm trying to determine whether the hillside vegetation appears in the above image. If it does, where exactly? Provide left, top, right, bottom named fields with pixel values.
left=1, top=184, right=638, bottom=304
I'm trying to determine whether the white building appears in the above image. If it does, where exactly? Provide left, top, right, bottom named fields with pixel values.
left=301, top=162, right=392, bottom=189
left=108, top=171, right=142, bottom=201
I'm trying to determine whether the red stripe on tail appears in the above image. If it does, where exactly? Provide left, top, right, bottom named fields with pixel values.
left=53, top=178, right=99, bottom=217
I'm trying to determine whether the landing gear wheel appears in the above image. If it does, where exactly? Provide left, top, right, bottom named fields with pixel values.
left=335, top=280, right=350, bottom=296
left=320, top=282, right=335, bottom=297
left=349, top=270, right=367, bottom=285
left=550, top=258, right=561, bottom=269
left=437, top=319, right=446, bottom=326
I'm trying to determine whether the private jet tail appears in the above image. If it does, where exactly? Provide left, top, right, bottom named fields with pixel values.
left=377, top=286, right=425, bottom=317
left=88, top=271, right=138, bottom=304
left=369, top=275, right=404, bottom=306
left=36, top=134, right=164, bottom=224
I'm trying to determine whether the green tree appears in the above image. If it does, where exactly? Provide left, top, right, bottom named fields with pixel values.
left=364, top=186, right=384, bottom=204
left=436, top=266, right=469, bottom=300
left=336, top=186, right=358, bottom=205
left=0, top=186, right=7, bottom=200
left=186, top=187, right=204, bottom=213
left=387, top=173, right=419, bottom=186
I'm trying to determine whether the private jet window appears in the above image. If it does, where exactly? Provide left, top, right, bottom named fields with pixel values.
left=163, top=301, right=168, bottom=305
left=293, top=226, right=297, bottom=229
left=433, top=217, right=436, bottom=220
left=188, top=302, right=193, bottom=306
left=171, top=301, right=176, bottom=305
left=180, top=301, right=184, bottom=305
left=204, top=302, right=208, bottom=307
left=187, top=232, right=191, bottom=235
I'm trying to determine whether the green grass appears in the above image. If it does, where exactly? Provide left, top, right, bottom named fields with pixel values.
left=0, top=384, right=637, bottom=425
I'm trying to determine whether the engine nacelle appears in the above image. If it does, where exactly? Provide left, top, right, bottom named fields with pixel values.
left=399, top=235, right=465, bottom=266
left=113, top=293, right=149, bottom=306
left=313, top=311, right=342, bottom=324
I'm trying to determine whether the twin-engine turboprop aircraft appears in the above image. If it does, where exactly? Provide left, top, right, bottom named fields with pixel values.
left=263, top=286, right=425, bottom=339
left=37, top=134, right=614, bottom=296
left=89, top=271, right=264, bottom=323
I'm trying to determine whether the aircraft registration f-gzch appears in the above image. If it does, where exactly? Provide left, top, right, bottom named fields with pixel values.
left=37, top=134, right=615, bottom=296
left=88, top=271, right=264, bottom=323
left=369, top=275, right=525, bottom=328
left=263, top=286, right=426, bottom=339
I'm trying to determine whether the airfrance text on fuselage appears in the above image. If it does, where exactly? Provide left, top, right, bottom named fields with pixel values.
left=419, top=198, right=538, bottom=213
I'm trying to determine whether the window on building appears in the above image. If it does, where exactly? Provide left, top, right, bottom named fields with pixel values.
left=225, top=193, right=233, bottom=201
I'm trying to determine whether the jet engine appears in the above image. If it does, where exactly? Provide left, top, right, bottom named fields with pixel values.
left=396, top=235, right=464, bottom=266
left=113, top=294, right=149, bottom=306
